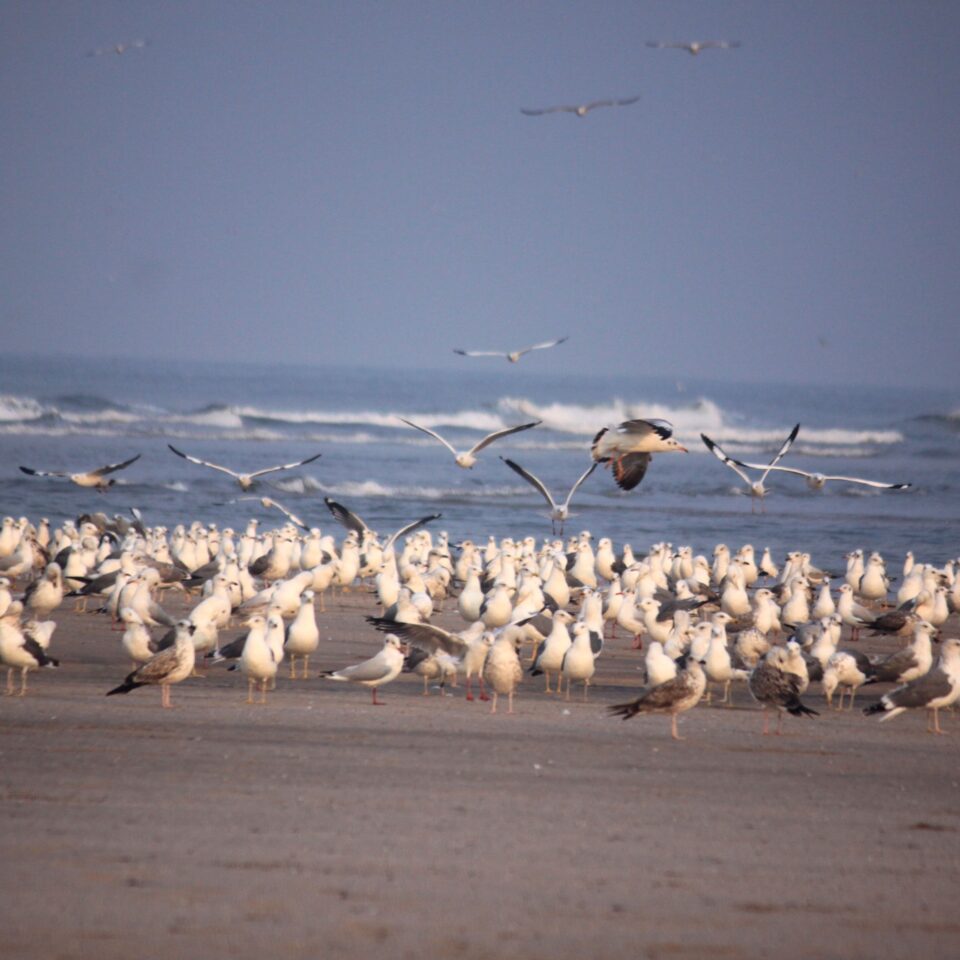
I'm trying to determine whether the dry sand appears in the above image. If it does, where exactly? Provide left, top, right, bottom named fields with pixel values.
left=2, top=588, right=959, bottom=960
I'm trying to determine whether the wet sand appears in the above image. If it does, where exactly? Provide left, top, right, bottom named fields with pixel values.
left=2, top=589, right=959, bottom=960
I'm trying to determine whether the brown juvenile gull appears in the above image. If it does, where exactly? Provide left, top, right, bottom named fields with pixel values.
left=454, top=337, right=569, bottom=361
left=106, top=621, right=196, bottom=708
left=397, top=418, right=540, bottom=469
left=863, top=638, right=960, bottom=734
left=607, top=655, right=707, bottom=741
left=591, top=419, right=688, bottom=491
left=19, top=454, right=141, bottom=491
left=167, top=445, right=321, bottom=490
left=748, top=647, right=819, bottom=734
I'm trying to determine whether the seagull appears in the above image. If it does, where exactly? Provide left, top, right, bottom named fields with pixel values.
left=19, top=454, right=141, bottom=491
left=167, top=445, right=321, bottom=490
left=453, top=337, right=568, bottom=361
left=520, top=98, right=639, bottom=117
left=701, top=425, right=800, bottom=511
left=232, top=496, right=311, bottom=532
left=397, top=418, right=541, bottom=469
left=0, top=616, right=59, bottom=696
left=607, top=656, right=707, bottom=741
left=318, top=635, right=405, bottom=705
left=88, top=38, right=148, bottom=57
left=863, top=638, right=960, bottom=734
left=323, top=498, right=441, bottom=549
left=748, top=647, right=819, bottom=735
left=721, top=459, right=911, bottom=493
left=646, top=40, right=740, bottom=55
left=590, top=419, right=688, bottom=491
left=483, top=627, right=524, bottom=714
left=500, top=458, right=596, bottom=535
left=106, top=621, right=196, bottom=708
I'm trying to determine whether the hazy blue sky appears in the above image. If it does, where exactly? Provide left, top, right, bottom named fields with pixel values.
left=3, top=2, right=959, bottom=387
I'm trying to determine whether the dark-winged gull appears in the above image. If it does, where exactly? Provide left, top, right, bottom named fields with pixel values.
left=520, top=99, right=639, bottom=117
left=646, top=40, right=740, bottom=55
left=701, top=425, right=800, bottom=511
left=865, top=620, right=937, bottom=685
left=106, top=621, right=196, bottom=708
left=318, top=635, right=405, bottom=705
left=397, top=417, right=541, bottom=469
left=167, top=445, right=321, bottom=490
left=863, top=638, right=960, bottom=734
left=500, top=457, right=596, bottom=535
left=453, top=337, right=568, bottom=361
left=607, top=656, right=707, bottom=741
left=748, top=647, right=819, bottom=734
left=590, top=419, right=688, bottom=491
left=19, top=454, right=141, bottom=491
left=0, top=615, right=59, bottom=696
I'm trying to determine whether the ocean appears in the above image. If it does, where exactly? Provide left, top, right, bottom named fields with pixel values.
left=1, top=354, right=957, bottom=573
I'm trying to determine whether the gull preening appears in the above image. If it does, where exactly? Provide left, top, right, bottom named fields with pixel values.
left=590, top=419, right=688, bottom=491
left=19, top=454, right=141, bottom=491
left=701, top=425, right=800, bottom=510
left=167, top=445, right=321, bottom=490
left=646, top=40, right=740, bottom=55
left=453, top=337, right=568, bottom=362
left=520, top=98, right=640, bottom=118
left=500, top=458, right=596, bottom=535
left=397, top=418, right=541, bottom=469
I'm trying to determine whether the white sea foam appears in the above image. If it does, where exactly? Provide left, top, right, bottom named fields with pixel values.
left=0, top=395, right=48, bottom=421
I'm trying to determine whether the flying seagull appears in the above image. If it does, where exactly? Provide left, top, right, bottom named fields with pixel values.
left=453, top=337, right=568, bottom=362
left=397, top=417, right=540, bottom=469
left=646, top=40, right=740, bottom=55
left=167, top=445, right=321, bottom=490
left=19, top=454, right=141, bottom=491
left=500, top=457, right=597, bottom=535
left=520, top=97, right=640, bottom=117
left=231, top=496, right=311, bottom=532
left=88, top=39, right=148, bottom=57
left=722, top=459, right=911, bottom=493
left=323, top=498, right=441, bottom=551
left=701, top=425, right=800, bottom=511
left=590, top=418, right=688, bottom=491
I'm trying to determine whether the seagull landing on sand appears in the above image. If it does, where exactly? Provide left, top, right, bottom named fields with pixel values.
left=318, top=635, right=405, bottom=705
left=398, top=418, right=540, bottom=469
left=701, top=425, right=799, bottom=511
left=19, top=454, right=141, bottom=491
left=646, top=40, right=740, bottom=55
left=607, top=656, right=707, bottom=741
left=520, top=98, right=639, bottom=117
left=591, top=419, right=687, bottom=491
left=453, top=337, right=568, bottom=362
left=167, top=445, right=321, bottom=490
left=500, top=458, right=597, bottom=535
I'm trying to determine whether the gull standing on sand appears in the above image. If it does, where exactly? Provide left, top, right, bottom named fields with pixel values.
left=701, top=426, right=800, bottom=510
left=607, top=656, right=707, bottom=741
left=106, top=621, right=196, bottom=708
left=483, top=627, right=524, bottom=714
left=19, top=455, right=141, bottom=491
left=453, top=337, right=568, bottom=360
left=0, top=611, right=59, bottom=696
left=397, top=418, right=540, bottom=469
left=167, top=445, right=322, bottom=490
left=748, top=647, right=819, bottom=735
left=500, top=458, right=596, bottom=535
left=284, top=591, right=320, bottom=679
left=590, top=419, right=688, bottom=491
left=863, top=638, right=960, bottom=734
left=520, top=98, right=640, bottom=117
left=318, top=635, right=405, bottom=705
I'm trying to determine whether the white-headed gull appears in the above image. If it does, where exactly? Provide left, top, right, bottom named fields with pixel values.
left=19, top=454, right=141, bottom=491
left=701, top=425, right=799, bottom=510
left=591, top=419, right=688, bottom=491
left=167, top=445, right=321, bottom=490
left=500, top=457, right=596, bottom=534
left=453, top=337, right=568, bottom=361
left=398, top=417, right=540, bottom=469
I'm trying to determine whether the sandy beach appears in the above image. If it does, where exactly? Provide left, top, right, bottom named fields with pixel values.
left=2, top=583, right=959, bottom=960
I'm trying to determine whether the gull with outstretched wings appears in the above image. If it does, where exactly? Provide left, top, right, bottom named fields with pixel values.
left=453, top=337, right=568, bottom=362
left=701, top=425, right=799, bottom=511
left=323, top=498, right=440, bottom=551
left=646, top=40, right=740, bottom=55
left=19, top=454, right=141, bottom=491
left=520, top=97, right=639, bottom=117
left=500, top=458, right=596, bottom=535
left=167, top=445, right=321, bottom=490
left=398, top=417, right=540, bottom=469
